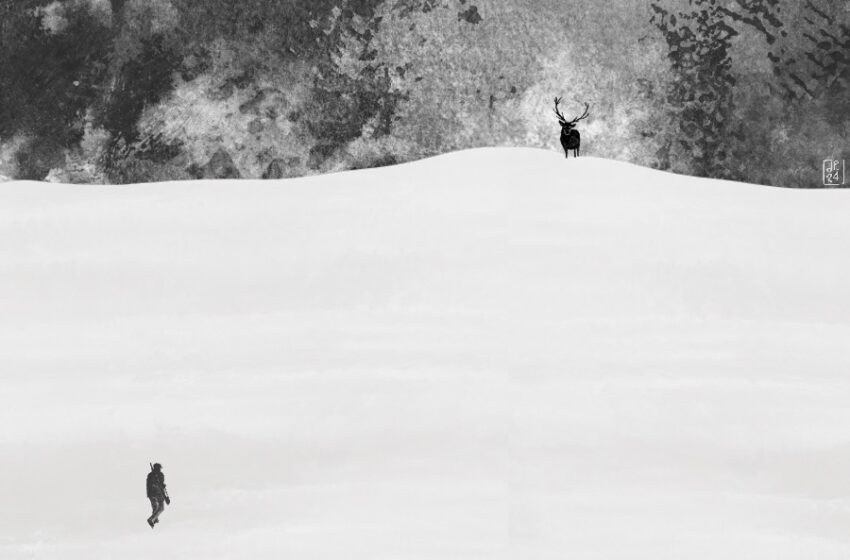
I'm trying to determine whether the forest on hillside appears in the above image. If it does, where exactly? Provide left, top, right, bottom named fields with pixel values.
left=0, top=0, right=847, bottom=186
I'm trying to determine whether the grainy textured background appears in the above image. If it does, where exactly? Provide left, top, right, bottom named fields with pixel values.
left=1, top=0, right=848, bottom=186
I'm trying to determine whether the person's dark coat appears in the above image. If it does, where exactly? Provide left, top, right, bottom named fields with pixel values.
left=146, top=470, right=166, bottom=498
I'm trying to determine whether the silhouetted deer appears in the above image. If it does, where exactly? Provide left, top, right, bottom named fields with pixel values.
left=554, top=98, right=590, bottom=158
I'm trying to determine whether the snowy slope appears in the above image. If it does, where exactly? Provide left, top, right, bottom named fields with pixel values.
left=1, top=148, right=849, bottom=559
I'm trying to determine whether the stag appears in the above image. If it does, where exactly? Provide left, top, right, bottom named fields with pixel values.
left=554, top=98, right=590, bottom=158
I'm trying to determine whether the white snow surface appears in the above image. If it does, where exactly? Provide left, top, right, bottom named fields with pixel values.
left=1, top=148, right=849, bottom=559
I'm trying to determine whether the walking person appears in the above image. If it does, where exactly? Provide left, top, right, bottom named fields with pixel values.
left=146, top=463, right=170, bottom=528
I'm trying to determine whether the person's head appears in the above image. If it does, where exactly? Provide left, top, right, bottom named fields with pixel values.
left=153, top=463, right=162, bottom=471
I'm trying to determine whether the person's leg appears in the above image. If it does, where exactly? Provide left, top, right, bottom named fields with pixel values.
left=152, top=497, right=165, bottom=523
left=147, top=497, right=158, bottom=527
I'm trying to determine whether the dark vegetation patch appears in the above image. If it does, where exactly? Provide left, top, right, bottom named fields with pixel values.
left=458, top=5, right=482, bottom=25
left=0, top=3, right=111, bottom=178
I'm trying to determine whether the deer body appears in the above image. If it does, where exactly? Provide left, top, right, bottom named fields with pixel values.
left=561, top=129, right=580, bottom=158
left=554, top=98, right=590, bottom=158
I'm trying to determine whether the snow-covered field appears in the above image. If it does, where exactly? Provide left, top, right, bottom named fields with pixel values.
left=1, top=148, right=849, bottom=559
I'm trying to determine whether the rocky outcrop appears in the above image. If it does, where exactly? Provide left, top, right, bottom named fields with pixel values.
left=189, top=148, right=241, bottom=179
left=262, top=157, right=301, bottom=179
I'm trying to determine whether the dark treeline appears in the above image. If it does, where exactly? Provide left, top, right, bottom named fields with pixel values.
left=0, top=0, right=847, bottom=186
left=650, top=0, right=849, bottom=185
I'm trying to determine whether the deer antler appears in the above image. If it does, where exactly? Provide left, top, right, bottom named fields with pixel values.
left=553, top=97, right=567, bottom=124
left=570, top=102, right=590, bottom=124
